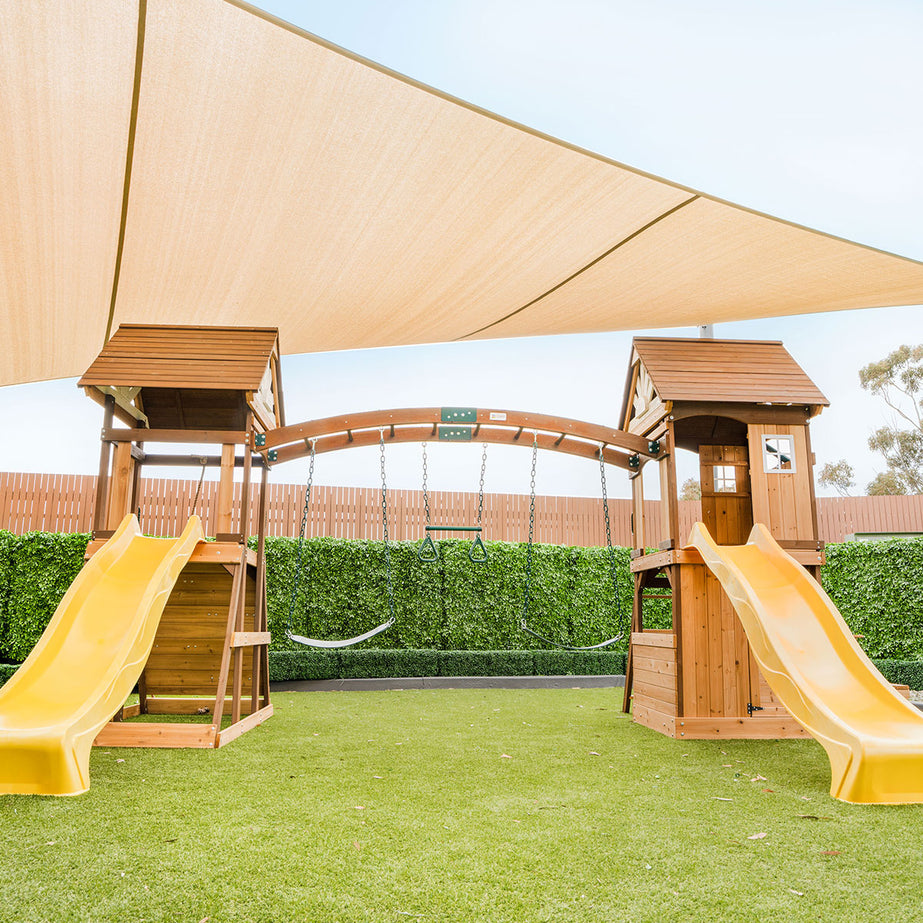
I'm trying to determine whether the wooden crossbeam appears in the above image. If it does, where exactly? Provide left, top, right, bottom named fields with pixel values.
left=231, top=631, right=271, bottom=648
left=261, top=407, right=653, bottom=458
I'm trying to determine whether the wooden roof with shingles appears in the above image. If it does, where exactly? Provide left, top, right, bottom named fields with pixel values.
left=622, top=337, right=828, bottom=419
left=78, top=324, right=280, bottom=390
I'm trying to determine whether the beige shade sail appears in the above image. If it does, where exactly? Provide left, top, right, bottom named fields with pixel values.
left=2, top=0, right=923, bottom=387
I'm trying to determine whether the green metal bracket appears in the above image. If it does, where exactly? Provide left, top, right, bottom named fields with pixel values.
left=441, top=407, right=477, bottom=423
left=267, top=449, right=278, bottom=462
left=628, top=454, right=640, bottom=470
left=438, top=425, right=472, bottom=442
left=648, top=439, right=661, bottom=455
left=254, top=433, right=266, bottom=447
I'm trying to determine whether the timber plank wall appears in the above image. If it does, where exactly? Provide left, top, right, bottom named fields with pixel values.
left=0, top=472, right=920, bottom=546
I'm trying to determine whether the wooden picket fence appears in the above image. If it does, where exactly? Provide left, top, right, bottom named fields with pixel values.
left=0, top=471, right=921, bottom=545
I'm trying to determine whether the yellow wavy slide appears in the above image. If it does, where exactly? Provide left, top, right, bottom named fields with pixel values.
left=0, top=515, right=203, bottom=795
left=688, top=522, right=923, bottom=804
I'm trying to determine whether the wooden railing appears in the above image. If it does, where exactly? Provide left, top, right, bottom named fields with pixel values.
left=0, top=471, right=920, bottom=545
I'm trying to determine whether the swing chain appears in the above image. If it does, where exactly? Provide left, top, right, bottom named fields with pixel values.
left=299, top=440, right=317, bottom=541
left=421, top=441, right=432, bottom=527
left=476, top=443, right=487, bottom=526
left=520, top=433, right=538, bottom=625
left=379, top=429, right=395, bottom=621
left=190, top=455, right=208, bottom=518
left=286, top=439, right=316, bottom=633
left=598, top=444, right=623, bottom=626
left=598, top=444, right=613, bottom=551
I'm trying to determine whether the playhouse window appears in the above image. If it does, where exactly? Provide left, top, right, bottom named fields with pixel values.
left=713, top=465, right=737, bottom=492
left=763, top=435, right=795, bottom=472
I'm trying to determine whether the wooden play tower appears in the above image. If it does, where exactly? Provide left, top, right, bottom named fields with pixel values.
left=77, top=325, right=282, bottom=747
left=620, top=337, right=829, bottom=739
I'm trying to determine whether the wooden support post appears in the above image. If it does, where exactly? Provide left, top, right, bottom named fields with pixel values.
left=668, top=563, right=683, bottom=716
left=657, top=431, right=680, bottom=550
left=803, top=424, right=822, bottom=548
left=107, top=440, right=135, bottom=527
left=93, top=395, right=116, bottom=533
left=663, top=427, right=680, bottom=547
left=231, top=567, right=246, bottom=725
left=211, top=550, right=247, bottom=741
left=129, top=441, right=144, bottom=524
left=215, top=444, right=236, bottom=535
left=240, top=415, right=253, bottom=541
left=622, top=572, right=647, bottom=714
left=252, top=464, right=270, bottom=711
left=630, top=470, right=645, bottom=554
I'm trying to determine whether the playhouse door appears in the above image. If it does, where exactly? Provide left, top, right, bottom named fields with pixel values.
left=698, top=445, right=753, bottom=544
left=697, top=445, right=762, bottom=712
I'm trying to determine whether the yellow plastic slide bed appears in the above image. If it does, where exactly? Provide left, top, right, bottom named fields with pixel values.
left=688, top=522, right=923, bottom=804
left=0, top=515, right=202, bottom=795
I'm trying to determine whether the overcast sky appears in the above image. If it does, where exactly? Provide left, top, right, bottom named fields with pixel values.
left=1, top=0, right=921, bottom=501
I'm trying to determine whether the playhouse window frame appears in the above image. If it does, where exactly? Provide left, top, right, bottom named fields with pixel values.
left=762, top=434, right=796, bottom=473
left=712, top=464, right=738, bottom=493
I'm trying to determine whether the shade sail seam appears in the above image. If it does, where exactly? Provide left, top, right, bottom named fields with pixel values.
left=104, top=0, right=147, bottom=346
left=458, top=195, right=700, bottom=340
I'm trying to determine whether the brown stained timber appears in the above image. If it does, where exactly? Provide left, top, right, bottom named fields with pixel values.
left=272, top=426, right=635, bottom=469
left=262, top=408, right=653, bottom=465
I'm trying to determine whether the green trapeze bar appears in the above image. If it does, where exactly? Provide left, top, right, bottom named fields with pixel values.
left=425, top=526, right=482, bottom=532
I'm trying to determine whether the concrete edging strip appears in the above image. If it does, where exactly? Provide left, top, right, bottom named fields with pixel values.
left=272, top=674, right=626, bottom=692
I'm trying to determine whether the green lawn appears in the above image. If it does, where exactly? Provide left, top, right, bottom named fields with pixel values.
left=2, top=689, right=922, bottom=922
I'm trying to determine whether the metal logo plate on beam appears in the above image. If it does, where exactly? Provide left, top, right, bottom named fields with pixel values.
left=438, top=425, right=472, bottom=442
left=441, top=407, right=477, bottom=423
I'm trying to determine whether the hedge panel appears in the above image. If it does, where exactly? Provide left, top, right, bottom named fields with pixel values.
left=2, top=532, right=90, bottom=662
left=1, top=532, right=923, bottom=675
left=821, top=539, right=923, bottom=660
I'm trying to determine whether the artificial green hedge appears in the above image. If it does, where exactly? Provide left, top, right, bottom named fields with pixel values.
left=0, top=650, right=628, bottom=687
left=0, top=531, right=922, bottom=670
left=3, top=652, right=922, bottom=689
left=267, top=649, right=626, bottom=682
left=265, top=536, right=642, bottom=654
left=0, top=531, right=644, bottom=663
left=0, top=531, right=91, bottom=662
left=820, top=540, right=923, bottom=659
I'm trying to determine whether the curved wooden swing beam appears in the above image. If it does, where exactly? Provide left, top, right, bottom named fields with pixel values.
left=260, top=408, right=657, bottom=470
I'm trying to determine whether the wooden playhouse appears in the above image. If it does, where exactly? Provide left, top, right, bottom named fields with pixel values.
left=77, top=324, right=283, bottom=747
left=620, top=337, right=829, bottom=739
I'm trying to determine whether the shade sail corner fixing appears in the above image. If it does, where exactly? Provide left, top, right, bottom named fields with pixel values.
left=2, top=0, right=923, bottom=387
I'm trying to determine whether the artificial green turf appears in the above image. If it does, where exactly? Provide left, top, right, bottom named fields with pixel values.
left=2, top=689, right=923, bottom=922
